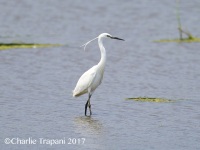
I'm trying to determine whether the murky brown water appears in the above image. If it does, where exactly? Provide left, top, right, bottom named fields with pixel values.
left=1, top=0, right=200, bottom=149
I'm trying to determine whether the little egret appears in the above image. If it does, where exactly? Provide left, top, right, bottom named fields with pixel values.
left=73, top=33, right=124, bottom=116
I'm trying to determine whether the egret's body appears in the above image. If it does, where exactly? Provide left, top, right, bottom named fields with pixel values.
left=73, top=33, right=124, bottom=116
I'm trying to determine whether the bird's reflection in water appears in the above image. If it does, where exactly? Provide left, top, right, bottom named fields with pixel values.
left=74, top=116, right=103, bottom=135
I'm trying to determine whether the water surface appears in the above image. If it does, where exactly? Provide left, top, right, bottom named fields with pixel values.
left=0, top=0, right=200, bottom=149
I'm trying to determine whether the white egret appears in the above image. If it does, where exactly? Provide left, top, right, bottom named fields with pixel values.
left=73, top=33, right=124, bottom=116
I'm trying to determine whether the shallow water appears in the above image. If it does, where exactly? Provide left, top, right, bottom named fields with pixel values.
left=1, top=0, right=200, bottom=150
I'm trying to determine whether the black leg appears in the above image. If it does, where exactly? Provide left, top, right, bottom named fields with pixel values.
left=85, top=100, right=88, bottom=116
left=85, top=94, right=92, bottom=116
left=88, top=100, right=92, bottom=116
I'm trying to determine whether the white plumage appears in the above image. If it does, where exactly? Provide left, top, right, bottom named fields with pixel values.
left=73, top=65, right=104, bottom=97
left=73, top=33, right=124, bottom=116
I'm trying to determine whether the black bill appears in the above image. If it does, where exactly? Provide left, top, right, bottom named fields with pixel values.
left=111, top=36, right=125, bottom=41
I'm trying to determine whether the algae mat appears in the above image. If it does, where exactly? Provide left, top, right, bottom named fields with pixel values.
left=0, top=43, right=61, bottom=50
left=154, top=37, right=200, bottom=43
left=126, top=97, right=175, bottom=103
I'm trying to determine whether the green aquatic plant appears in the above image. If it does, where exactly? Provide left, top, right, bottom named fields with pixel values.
left=0, top=43, right=61, bottom=50
left=154, top=0, right=200, bottom=43
left=125, top=97, right=174, bottom=103
left=176, top=0, right=194, bottom=40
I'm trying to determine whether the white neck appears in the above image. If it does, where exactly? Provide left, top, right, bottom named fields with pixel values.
left=97, top=37, right=106, bottom=70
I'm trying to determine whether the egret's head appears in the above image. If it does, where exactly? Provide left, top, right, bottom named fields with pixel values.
left=81, top=33, right=124, bottom=51
left=99, top=33, right=124, bottom=41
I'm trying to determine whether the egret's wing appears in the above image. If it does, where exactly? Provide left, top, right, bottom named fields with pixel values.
left=73, top=66, right=97, bottom=97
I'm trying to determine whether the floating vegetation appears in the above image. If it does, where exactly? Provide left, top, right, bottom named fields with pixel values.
left=154, top=37, right=200, bottom=43
left=154, top=0, right=200, bottom=43
left=0, top=43, right=61, bottom=50
left=125, top=97, right=175, bottom=103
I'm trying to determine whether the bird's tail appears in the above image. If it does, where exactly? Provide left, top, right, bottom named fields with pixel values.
left=72, top=90, right=77, bottom=97
left=72, top=88, right=85, bottom=97
left=72, top=90, right=80, bottom=97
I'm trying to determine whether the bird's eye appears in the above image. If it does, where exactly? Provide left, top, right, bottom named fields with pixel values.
left=107, top=35, right=111, bottom=37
